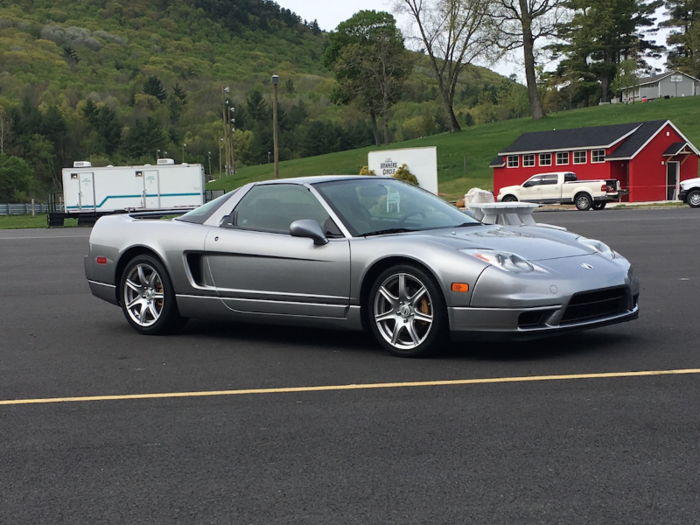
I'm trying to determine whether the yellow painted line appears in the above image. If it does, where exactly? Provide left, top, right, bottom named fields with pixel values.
left=2, top=368, right=700, bottom=406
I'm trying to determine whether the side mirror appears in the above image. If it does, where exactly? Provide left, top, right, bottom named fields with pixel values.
left=290, top=219, right=328, bottom=246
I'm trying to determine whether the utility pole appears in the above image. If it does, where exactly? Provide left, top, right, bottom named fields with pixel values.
left=208, top=152, right=212, bottom=177
left=219, top=138, right=223, bottom=176
left=272, top=74, right=280, bottom=179
left=222, top=86, right=231, bottom=175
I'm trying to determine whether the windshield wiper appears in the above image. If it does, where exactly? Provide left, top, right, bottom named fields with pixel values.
left=454, top=222, right=482, bottom=227
left=363, top=228, right=418, bottom=237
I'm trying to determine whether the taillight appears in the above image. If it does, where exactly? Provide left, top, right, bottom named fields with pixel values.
left=601, top=184, right=607, bottom=192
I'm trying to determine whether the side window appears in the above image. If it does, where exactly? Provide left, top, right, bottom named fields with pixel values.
left=542, top=174, right=558, bottom=185
left=229, top=184, right=339, bottom=235
left=564, top=173, right=577, bottom=182
left=526, top=175, right=544, bottom=186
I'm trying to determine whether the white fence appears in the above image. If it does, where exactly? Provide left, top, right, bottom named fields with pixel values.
left=0, top=203, right=51, bottom=216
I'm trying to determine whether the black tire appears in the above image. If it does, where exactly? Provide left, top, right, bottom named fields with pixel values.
left=502, top=195, right=518, bottom=202
left=119, top=255, right=186, bottom=335
left=575, top=193, right=592, bottom=211
left=592, top=202, right=607, bottom=210
left=368, top=264, right=448, bottom=357
left=688, top=190, right=700, bottom=208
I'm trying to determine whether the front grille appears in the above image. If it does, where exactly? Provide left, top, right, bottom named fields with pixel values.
left=561, top=287, right=630, bottom=325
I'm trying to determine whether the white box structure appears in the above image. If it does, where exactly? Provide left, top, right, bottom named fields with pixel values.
left=368, top=147, right=439, bottom=194
left=60, top=159, right=205, bottom=213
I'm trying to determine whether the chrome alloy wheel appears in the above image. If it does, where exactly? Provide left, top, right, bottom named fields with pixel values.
left=373, top=272, right=434, bottom=351
left=123, top=263, right=165, bottom=327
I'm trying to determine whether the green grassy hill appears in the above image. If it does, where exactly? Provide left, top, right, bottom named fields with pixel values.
left=209, top=97, right=700, bottom=199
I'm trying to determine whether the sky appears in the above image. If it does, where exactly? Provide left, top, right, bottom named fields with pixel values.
left=275, top=0, right=671, bottom=81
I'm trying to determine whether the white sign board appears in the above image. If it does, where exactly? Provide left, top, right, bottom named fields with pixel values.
left=368, top=147, right=439, bottom=195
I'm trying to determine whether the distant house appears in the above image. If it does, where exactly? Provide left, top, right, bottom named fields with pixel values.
left=621, top=71, right=700, bottom=103
left=489, top=120, right=699, bottom=202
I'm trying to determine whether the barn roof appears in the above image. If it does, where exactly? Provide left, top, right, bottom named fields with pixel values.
left=497, top=122, right=661, bottom=155
left=606, top=121, right=668, bottom=159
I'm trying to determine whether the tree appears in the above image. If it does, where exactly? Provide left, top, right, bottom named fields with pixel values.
left=142, top=76, right=167, bottom=102
left=661, top=0, right=700, bottom=75
left=246, top=91, right=269, bottom=122
left=492, top=0, right=566, bottom=120
left=395, top=0, right=497, bottom=132
left=611, top=58, right=641, bottom=101
left=554, top=0, right=663, bottom=102
left=0, top=154, right=33, bottom=202
left=324, top=11, right=411, bottom=145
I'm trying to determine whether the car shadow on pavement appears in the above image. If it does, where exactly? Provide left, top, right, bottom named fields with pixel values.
left=181, top=319, right=638, bottom=361
left=443, top=331, right=641, bottom=362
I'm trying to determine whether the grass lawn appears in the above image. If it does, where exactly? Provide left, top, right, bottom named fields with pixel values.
left=0, top=215, right=79, bottom=229
left=208, top=97, right=700, bottom=199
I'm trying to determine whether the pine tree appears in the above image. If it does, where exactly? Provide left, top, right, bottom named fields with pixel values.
left=142, top=76, right=167, bottom=102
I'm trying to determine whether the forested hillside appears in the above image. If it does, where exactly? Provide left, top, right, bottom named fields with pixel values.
left=0, top=0, right=519, bottom=202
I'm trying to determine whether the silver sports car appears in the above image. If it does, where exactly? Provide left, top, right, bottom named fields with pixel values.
left=85, top=175, right=639, bottom=357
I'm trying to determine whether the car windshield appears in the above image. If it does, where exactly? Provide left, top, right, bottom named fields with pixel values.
left=313, top=178, right=479, bottom=236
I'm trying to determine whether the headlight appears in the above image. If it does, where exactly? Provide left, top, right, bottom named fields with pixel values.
left=577, top=237, right=615, bottom=259
left=460, top=249, right=534, bottom=272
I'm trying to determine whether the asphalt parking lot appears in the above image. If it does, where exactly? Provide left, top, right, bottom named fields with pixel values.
left=1, top=208, right=700, bottom=524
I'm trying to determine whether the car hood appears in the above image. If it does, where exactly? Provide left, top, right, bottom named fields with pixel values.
left=418, top=225, right=591, bottom=262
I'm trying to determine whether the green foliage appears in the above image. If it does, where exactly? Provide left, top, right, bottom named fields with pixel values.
left=661, top=0, right=700, bottom=76
left=392, top=164, right=418, bottom=186
left=359, top=165, right=376, bottom=175
left=0, top=153, right=33, bottom=201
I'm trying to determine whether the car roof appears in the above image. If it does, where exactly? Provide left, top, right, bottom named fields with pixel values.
left=255, top=175, right=392, bottom=185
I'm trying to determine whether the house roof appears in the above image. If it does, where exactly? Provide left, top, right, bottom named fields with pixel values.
left=606, top=120, right=668, bottom=159
left=662, top=142, right=687, bottom=156
left=498, top=122, right=652, bottom=155
left=637, top=70, right=700, bottom=87
left=489, top=155, right=505, bottom=168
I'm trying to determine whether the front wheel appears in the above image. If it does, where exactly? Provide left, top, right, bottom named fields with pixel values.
left=120, top=255, right=186, bottom=335
left=688, top=190, right=700, bottom=208
left=502, top=195, right=518, bottom=202
left=368, top=264, right=447, bottom=357
left=592, top=202, right=607, bottom=210
left=575, top=193, right=592, bottom=211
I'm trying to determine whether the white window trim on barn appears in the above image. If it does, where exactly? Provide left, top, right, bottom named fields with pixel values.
left=556, top=152, right=569, bottom=165
left=523, top=154, right=535, bottom=167
left=539, top=153, right=552, bottom=166
left=573, top=151, right=587, bottom=164
left=507, top=155, right=519, bottom=168
left=592, top=149, right=605, bottom=163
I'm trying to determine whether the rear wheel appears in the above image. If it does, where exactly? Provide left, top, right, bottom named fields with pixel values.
left=368, top=264, right=447, bottom=357
left=592, top=202, right=607, bottom=210
left=688, top=190, right=700, bottom=208
left=119, top=255, right=186, bottom=335
left=575, top=193, right=592, bottom=211
left=502, top=195, right=517, bottom=202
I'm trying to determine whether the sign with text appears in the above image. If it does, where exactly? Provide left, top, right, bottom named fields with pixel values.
left=368, top=147, right=438, bottom=195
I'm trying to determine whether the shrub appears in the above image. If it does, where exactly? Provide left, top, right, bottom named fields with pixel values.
left=359, top=165, right=376, bottom=176
left=392, top=164, right=418, bottom=186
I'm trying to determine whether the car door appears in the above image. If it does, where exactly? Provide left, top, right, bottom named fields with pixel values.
left=539, top=174, right=560, bottom=202
left=520, top=175, right=544, bottom=202
left=204, top=183, right=351, bottom=318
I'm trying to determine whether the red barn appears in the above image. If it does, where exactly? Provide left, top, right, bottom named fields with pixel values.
left=489, top=120, right=699, bottom=202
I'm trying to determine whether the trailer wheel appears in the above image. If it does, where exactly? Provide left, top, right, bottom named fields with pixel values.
left=575, top=193, right=592, bottom=211
left=119, top=255, right=186, bottom=335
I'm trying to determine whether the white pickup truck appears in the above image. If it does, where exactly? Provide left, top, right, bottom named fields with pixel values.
left=497, top=171, right=621, bottom=211
left=679, top=177, right=700, bottom=208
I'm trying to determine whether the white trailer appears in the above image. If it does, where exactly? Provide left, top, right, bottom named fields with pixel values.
left=50, top=159, right=206, bottom=226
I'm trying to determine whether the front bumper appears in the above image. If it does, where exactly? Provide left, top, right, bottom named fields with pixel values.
left=449, top=302, right=638, bottom=341
left=678, top=190, right=688, bottom=203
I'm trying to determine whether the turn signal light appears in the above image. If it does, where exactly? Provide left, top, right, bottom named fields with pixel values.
left=96, top=257, right=107, bottom=265
left=451, top=283, right=470, bottom=292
